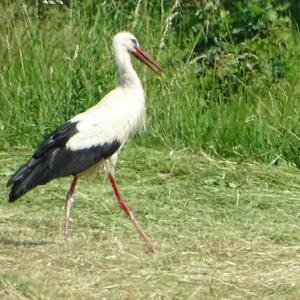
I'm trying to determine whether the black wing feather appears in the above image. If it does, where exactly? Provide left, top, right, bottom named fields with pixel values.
left=33, top=121, right=79, bottom=158
left=7, top=121, right=78, bottom=187
left=7, top=121, right=121, bottom=202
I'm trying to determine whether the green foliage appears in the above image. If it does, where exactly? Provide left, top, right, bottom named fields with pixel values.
left=0, top=1, right=299, bottom=166
left=179, top=0, right=293, bottom=96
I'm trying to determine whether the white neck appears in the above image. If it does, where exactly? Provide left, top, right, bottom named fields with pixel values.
left=113, top=46, right=143, bottom=89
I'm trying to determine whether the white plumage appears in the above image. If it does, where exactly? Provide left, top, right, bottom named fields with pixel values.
left=7, top=31, right=163, bottom=252
left=67, top=86, right=146, bottom=152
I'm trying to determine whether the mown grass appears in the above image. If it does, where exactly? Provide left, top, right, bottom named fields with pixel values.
left=1, top=146, right=300, bottom=299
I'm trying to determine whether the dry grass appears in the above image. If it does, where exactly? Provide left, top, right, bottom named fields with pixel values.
left=1, top=146, right=300, bottom=299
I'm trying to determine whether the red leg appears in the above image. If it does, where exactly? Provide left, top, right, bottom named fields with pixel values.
left=64, top=175, right=78, bottom=240
left=108, top=173, right=156, bottom=252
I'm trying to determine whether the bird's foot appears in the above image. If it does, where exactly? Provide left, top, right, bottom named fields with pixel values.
left=146, top=240, right=159, bottom=253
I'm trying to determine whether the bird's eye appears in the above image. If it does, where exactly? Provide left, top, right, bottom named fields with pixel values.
left=131, top=38, right=138, bottom=47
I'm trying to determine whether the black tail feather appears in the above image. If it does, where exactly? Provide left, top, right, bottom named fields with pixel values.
left=7, top=140, right=121, bottom=202
left=7, top=157, right=49, bottom=202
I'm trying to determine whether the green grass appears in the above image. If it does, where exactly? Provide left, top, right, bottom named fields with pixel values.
left=0, top=2, right=300, bottom=164
left=1, top=146, right=300, bottom=299
left=1, top=2, right=300, bottom=299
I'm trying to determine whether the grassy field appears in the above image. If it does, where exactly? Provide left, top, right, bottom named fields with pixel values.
left=0, top=2, right=300, bottom=164
left=1, top=146, right=300, bottom=299
left=1, top=2, right=300, bottom=299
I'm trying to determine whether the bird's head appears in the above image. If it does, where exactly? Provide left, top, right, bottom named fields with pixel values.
left=112, top=31, right=163, bottom=76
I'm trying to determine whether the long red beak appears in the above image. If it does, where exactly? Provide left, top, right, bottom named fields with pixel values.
left=132, top=47, right=163, bottom=76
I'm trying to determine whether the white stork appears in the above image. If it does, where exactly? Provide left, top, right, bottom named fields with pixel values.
left=7, top=31, right=163, bottom=252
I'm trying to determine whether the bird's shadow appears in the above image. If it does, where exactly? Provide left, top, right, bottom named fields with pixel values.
left=0, top=238, right=53, bottom=247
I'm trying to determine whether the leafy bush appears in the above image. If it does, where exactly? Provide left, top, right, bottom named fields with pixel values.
left=178, top=1, right=293, bottom=100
